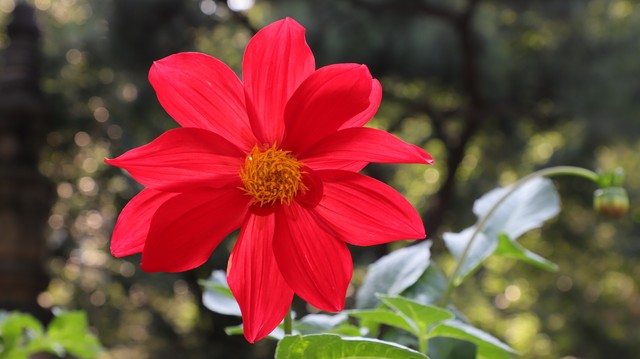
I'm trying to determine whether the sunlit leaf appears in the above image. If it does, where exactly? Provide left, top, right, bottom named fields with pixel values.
left=473, top=177, right=561, bottom=240
left=25, top=335, right=60, bottom=357
left=46, top=311, right=103, bottom=359
left=430, top=320, right=516, bottom=359
left=496, top=233, right=558, bottom=271
left=275, top=334, right=428, bottom=359
left=200, top=270, right=242, bottom=316
left=3, top=347, right=30, bottom=359
left=379, top=295, right=454, bottom=336
left=356, top=241, right=432, bottom=309
left=0, top=312, right=44, bottom=351
left=347, top=309, right=416, bottom=334
left=442, top=229, right=493, bottom=285
left=443, top=178, right=561, bottom=283
left=327, top=324, right=363, bottom=337
left=401, top=263, right=449, bottom=305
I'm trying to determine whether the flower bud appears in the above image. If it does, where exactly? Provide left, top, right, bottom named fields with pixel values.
left=593, top=187, right=629, bottom=217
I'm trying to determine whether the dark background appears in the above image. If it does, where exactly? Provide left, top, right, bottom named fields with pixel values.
left=1, top=0, right=639, bottom=358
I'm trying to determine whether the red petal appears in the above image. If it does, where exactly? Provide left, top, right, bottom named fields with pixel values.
left=282, top=64, right=373, bottom=153
left=273, top=201, right=352, bottom=311
left=141, top=188, right=250, bottom=272
left=105, top=128, right=244, bottom=191
left=149, top=52, right=256, bottom=151
left=340, top=79, right=382, bottom=129
left=299, top=127, right=434, bottom=170
left=314, top=170, right=425, bottom=246
left=228, top=213, right=293, bottom=343
left=111, top=189, right=178, bottom=257
left=243, top=18, right=315, bottom=144
left=295, top=167, right=323, bottom=209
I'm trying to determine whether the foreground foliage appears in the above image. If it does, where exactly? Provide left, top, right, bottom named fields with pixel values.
left=0, top=311, right=103, bottom=359
left=202, top=167, right=624, bottom=358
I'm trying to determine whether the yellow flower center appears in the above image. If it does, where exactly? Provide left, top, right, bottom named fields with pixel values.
left=240, top=144, right=306, bottom=207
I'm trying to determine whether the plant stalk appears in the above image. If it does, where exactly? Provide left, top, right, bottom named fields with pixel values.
left=438, top=166, right=599, bottom=307
left=419, top=336, right=428, bottom=355
left=284, top=308, right=292, bottom=335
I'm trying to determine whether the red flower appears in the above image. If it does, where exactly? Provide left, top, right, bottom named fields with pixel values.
left=106, top=18, right=433, bottom=343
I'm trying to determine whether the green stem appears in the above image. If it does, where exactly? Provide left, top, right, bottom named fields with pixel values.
left=438, top=166, right=599, bottom=307
left=419, top=336, right=428, bottom=355
left=284, top=308, right=292, bottom=335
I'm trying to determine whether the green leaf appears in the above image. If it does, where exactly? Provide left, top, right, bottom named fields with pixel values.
left=275, top=334, right=428, bottom=359
left=226, top=313, right=358, bottom=340
left=427, top=337, right=477, bottom=359
left=24, top=335, right=60, bottom=357
left=295, top=313, right=348, bottom=335
left=380, top=327, right=419, bottom=349
left=356, top=241, right=432, bottom=309
left=200, top=270, right=241, bottom=316
left=430, top=320, right=516, bottom=359
left=401, top=262, right=449, bottom=305
left=473, top=177, right=561, bottom=239
left=296, top=313, right=363, bottom=337
left=442, top=230, right=493, bottom=285
left=327, top=324, right=362, bottom=337
left=379, top=296, right=454, bottom=337
left=2, top=347, right=30, bottom=359
left=0, top=312, right=44, bottom=351
left=443, top=177, right=560, bottom=283
left=495, top=233, right=558, bottom=271
left=46, top=311, right=103, bottom=359
left=347, top=309, right=416, bottom=334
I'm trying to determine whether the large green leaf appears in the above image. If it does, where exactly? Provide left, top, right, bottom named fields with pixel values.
left=275, top=334, right=428, bottom=359
left=443, top=177, right=560, bottom=283
left=379, top=296, right=454, bottom=337
left=356, top=241, right=432, bottom=309
left=200, top=270, right=241, bottom=316
left=430, top=320, right=516, bottom=359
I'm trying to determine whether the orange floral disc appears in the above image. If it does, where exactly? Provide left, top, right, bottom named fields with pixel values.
left=240, top=144, right=307, bottom=207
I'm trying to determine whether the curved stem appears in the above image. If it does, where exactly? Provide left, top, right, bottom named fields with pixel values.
left=438, top=166, right=599, bottom=307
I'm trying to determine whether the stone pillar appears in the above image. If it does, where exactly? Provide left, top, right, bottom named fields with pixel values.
left=0, top=2, right=53, bottom=321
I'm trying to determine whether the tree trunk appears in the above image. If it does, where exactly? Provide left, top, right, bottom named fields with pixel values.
left=0, top=2, right=53, bottom=322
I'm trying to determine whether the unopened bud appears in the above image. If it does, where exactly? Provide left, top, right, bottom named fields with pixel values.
left=593, top=187, right=629, bottom=217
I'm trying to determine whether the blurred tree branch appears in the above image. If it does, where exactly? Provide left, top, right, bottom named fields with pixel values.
left=352, top=0, right=485, bottom=242
left=219, top=0, right=259, bottom=34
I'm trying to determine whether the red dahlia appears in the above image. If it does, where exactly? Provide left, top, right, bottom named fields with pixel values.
left=106, top=18, right=433, bottom=342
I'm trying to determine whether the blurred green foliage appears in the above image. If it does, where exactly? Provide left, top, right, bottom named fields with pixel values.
left=1, top=0, right=638, bottom=358
left=0, top=310, right=103, bottom=358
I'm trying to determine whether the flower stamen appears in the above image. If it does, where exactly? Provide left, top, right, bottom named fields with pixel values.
left=240, top=144, right=306, bottom=206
